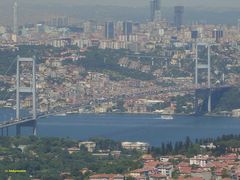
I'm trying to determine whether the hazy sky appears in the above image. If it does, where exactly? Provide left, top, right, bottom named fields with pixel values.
left=0, top=0, right=239, bottom=25
left=3, top=0, right=240, bottom=8
left=69, top=0, right=240, bottom=7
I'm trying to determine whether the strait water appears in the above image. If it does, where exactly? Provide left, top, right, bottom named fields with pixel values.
left=1, top=108, right=240, bottom=146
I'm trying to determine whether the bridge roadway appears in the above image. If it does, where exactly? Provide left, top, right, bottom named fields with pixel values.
left=0, top=85, right=230, bottom=129
left=0, top=102, right=89, bottom=129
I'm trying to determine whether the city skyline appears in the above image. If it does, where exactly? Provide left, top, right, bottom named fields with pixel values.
left=0, top=0, right=239, bottom=26
left=1, top=0, right=240, bottom=8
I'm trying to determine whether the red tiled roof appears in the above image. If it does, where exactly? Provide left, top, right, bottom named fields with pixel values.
left=177, top=162, right=190, bottom=167
left=191, top=168, right=205, bottom=173
left=89, top=174, right=124, bottom=179
left=133, top=176, right=147, bottom=180
left=178, top=177, right=204, bottom=180
left=179, top=167, right=192, bottom=174
left=218, top=154, right=237, bottom=160
left=131, top=168, right=155, bottom=173
left=144, top=161, right=160, bottom=168
left=214, top=168, right=223, bottom=176
left=142, top=154, right=154, bottom=160
left=149, top=174, right=167, bottom=178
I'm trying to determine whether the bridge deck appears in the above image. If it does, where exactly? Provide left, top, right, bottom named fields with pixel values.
left=0, top=85, right=232, bottom=129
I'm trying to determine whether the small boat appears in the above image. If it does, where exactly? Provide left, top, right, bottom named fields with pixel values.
left=161, top=115, right=174, bottom=120
left=66, top=110, right=78, bottom=114
left=55, top=113, right=67, bottom=116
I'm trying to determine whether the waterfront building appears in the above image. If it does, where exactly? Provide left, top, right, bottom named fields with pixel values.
left=232, top=109, right=240, bottom=117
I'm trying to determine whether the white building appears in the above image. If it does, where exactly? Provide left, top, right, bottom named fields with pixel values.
left=156, top=162, right=173, bottom=178
left=121, top=142, right=150, bottom=152
left=79, top=141, right=96, bottom=152
left=190, top=155, right=209, bottom=167
left=232, top=109, right=240, bottom=117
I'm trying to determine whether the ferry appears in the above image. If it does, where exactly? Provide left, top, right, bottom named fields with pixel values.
left=55, top=113, right=67, bottom=117
left=66, top=110, right=79, bottom=115
left=161, top=115, right=174, bottom=120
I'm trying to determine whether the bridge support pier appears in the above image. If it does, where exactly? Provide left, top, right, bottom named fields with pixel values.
left=194, top=96, right=198, bottom=114
left=15, top=57, right=37, bottom=136
left=6, top=127, right=8, bottom=136
left=208, top=91, right=212, bottom=113
left=195, top=43, right=212, bottom=115
left=16, top=125, right=21, bottom=136
left=33, top=121, right=37, bottom=136
left=16, top=120, right=37, bottom=136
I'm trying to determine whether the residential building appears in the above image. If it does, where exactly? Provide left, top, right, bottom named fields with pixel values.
left=121, top=142, right=150, bottom=152
left=79, top=141, right=96, bottom=152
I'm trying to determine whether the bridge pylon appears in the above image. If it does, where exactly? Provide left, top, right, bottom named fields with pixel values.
left=16, top=56, right=37, bottom=136
left=194, top=43, right=212, bottom=114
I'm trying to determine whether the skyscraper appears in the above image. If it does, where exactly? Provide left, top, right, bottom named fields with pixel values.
left=150, top=0, right=161, bottom=22
left=105, top=21, right=114, bottom=40
left=212, top=29, right=224, bottom=42
left=123, top=21, right=133, bottom=41
left=174, top=6, right=184, bottom=31
left=13, top=1, right=18, bottom=34
left=238, top=19, right=240, bottom=33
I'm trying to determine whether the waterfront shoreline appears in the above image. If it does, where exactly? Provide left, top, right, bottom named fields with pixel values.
left=0, top=107, right=236, bottom=119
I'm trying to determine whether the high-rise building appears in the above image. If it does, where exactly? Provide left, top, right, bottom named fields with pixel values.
left=123, top=21, right=133, bottom=41
left=36, top=24, right=45, bottom=33
left=174, top=6, right=184, bottom=31
left=212, top=29, right=224, bottom=42
left=150, top=0, right=161, bottom=21
left=13, top=1, right=18, bottom=34
left=238, top=18, right=240, bottom=33
left=191, top=30, right=198, bottom=40
left=47, top=17, right=69, bottom=28
left=105, top=21, right=114, bottom=40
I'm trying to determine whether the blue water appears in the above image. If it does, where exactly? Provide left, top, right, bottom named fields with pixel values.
left=1, top=108, right=240, bottom=146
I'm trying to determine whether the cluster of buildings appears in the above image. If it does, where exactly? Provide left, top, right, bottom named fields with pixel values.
left=0, top=0, right=239, bottom=115
left=0, top=44, right=195, bottom=114
left=4, top=138, right=240, bottom=180
left=64, top=140, right=240, bottom=180
left=1, top=0, right=239, bottom=51
left=88, top=152, right=240, bottom=180
left=0, top=40, right=238, bottom=115
left=59, top=137, right=240, bottom=180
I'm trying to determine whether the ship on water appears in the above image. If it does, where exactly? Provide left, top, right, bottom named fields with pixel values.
left=54, top=113, right=67, bottom=117
left=160, top=114, right=174, bottom=120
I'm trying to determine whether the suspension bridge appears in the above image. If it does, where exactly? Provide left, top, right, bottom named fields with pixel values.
left=0, top=43, right=234, bottom=136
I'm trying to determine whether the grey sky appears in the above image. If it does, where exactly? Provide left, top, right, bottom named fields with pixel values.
left=72, top=0, right=240, bottom=7
left=2, top=0, right=240, bottom=8
left=0, top=0, right=239, bottom=26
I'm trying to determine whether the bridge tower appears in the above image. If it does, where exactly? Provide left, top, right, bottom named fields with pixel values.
left=195, top=43, right=212, bottom=114
left=16, top=57, right=37, bottom=136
